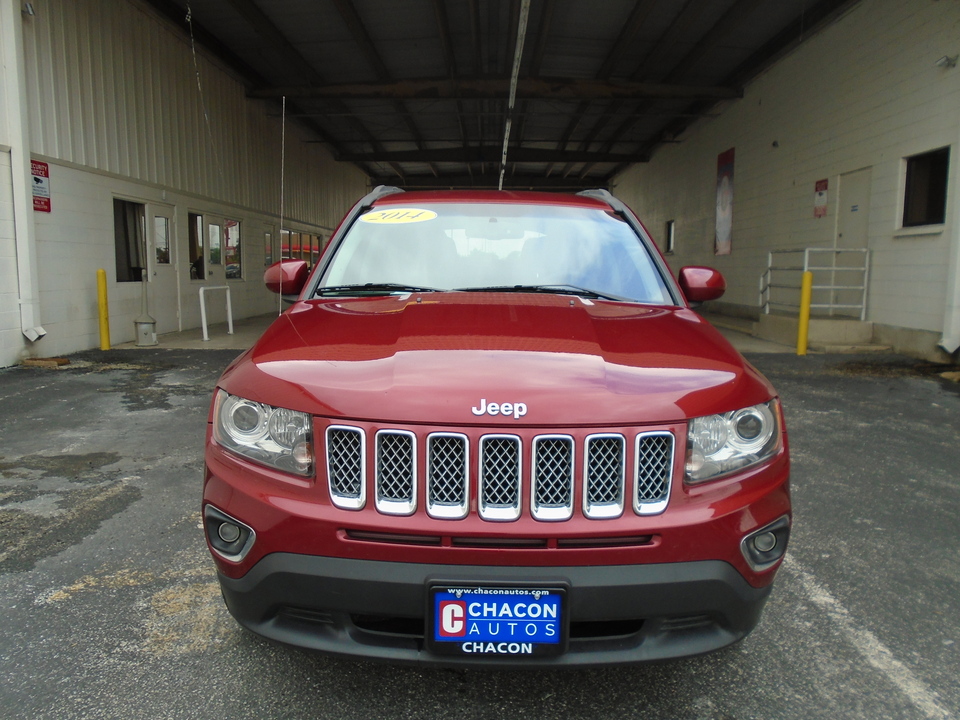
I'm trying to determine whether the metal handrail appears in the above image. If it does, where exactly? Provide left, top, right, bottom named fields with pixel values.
left=199, top=285, right=234, bottom=341
left=760, top=248, right=869, bottom=320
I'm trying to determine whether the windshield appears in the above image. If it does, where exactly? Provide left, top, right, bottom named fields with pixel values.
left=317, top=202, right=674, bottom=304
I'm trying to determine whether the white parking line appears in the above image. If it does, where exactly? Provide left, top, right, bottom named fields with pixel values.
left=787, top=560, right=951, bottom=719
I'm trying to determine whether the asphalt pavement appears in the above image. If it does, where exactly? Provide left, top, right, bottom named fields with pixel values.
left=0, top=333, right=958, bottom=719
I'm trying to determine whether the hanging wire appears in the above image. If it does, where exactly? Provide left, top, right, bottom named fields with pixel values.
left=185, top=4, right=226, bottom=189
left=278, top=95, right=287, bottom=315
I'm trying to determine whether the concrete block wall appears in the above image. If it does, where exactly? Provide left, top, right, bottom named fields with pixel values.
left=613, top=0, right=960, bottom=357
left=15, top=161, right=341, bottom=360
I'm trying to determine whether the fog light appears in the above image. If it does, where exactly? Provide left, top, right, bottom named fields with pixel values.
left=204, top=505, right=256, bottom=562
left=218, top=521, right=241, bottom=544
left=753, top=531, right=777, bottom=553
left=740, top=515, right=790, bottom=572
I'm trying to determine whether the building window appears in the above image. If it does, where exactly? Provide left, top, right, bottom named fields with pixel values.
left=264, top=232, right=273, bottom=266
left=903, top=147, right=950, bottom=227
left=154, top=217, right=170, bottom=264
left=113, top=199, right=145, bottom=282
left=189, top=213, right=204, bottom=279
left=664, top=220, right=676, bottom=254
left=281, top=230, right=325, bottom=267
left=225, top=220, right=241, bottom=279
left=208, top=223, right=222, bottom=265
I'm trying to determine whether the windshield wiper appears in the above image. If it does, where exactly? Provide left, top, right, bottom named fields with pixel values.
left=455, top=284, right=625, bottom=301
left=315, top=283, right=439, bottom=297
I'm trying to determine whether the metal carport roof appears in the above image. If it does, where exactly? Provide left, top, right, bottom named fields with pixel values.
left=142, top=0, right=859, bottom=189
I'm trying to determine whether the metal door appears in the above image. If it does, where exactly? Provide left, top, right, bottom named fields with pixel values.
left=833, top=168, right=872, bottom=317
left=148, top=206, right=181, bottom=333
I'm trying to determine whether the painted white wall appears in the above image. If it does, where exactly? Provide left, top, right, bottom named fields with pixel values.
left=613, top=0, right=960, bottom=352
left=0, top=0, right=369, bottom=366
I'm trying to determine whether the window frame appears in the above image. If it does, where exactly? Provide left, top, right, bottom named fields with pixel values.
left=224, top=219, right=242, bottom=279
left=188, top=212, right=205, bottom=280
left=113, top=198, right=146, bottom=283
left=900, top=146, right=950, bottom=229
left=664, top=220, right=676, bottom=254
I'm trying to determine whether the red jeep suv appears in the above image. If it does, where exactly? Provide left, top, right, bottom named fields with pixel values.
left=203, top=187, right=790, bottom=666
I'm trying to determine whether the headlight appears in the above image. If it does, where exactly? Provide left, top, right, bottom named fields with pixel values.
left=213, top=390, right=314, bottom=477
left=686, top=399, right=781, bottom=483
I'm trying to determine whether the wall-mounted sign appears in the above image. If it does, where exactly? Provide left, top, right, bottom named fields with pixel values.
left=31, top=160, right=51, bottom=213
left=814, top=178, right=828, bottom=218
left=715, top=148, right=734, bottom=255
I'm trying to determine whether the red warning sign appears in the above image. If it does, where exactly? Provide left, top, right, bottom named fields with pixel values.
left=32, top=160, right=51, bottom=213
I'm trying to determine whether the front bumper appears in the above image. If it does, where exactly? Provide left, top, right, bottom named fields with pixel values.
left=217, top=553, right=772, bottom=667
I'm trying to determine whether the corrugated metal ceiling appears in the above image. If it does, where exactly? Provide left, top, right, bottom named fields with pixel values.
left=142, top=0, right=859, bottom=189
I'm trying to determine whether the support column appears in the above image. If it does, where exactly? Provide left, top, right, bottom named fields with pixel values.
left=1, top=0, right=45, bottom=345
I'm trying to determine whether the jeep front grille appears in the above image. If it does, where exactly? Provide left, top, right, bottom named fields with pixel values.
left=426, top=433, right=468, bottom=519
left=375, top=430, right=416, bottom=515
left=532, top=436, right=574, bottom=521
left=324, top=425, right=675, bottom=519
left=584, top=434, right=625, bottom=519
left=479, top=435, right=522, bottom=521
left=327, top=426, right=365, bottom=510
left=634, top=432, right=674, bottom=515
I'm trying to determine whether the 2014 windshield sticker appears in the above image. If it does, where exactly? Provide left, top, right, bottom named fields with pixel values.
left=359, top=208, right=438, bottom=224
left=434, top=588, right=561, bottom=655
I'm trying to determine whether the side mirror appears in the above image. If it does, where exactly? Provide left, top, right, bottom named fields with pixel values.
left=678, top=266, right=726, bottom=304
left=264, top=260, right=309, bottom=296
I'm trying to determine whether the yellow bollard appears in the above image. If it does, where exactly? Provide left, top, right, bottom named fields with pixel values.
left=97, top=268, right=111, bottom=350
left=797, top=271, right=813, bottom=356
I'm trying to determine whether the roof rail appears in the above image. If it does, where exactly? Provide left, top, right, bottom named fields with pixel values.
left=363, top=185, right=405, bottom=205
left=576, top=188, right=624, bottom=213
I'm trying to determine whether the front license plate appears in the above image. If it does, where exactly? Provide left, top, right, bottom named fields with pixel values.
left=426, top=583, right=567, bottom=658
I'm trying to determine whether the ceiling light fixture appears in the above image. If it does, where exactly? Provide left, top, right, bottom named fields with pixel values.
left=498, top=0, right=531, bottom=191
left=935, top=55, right=958, bottom=69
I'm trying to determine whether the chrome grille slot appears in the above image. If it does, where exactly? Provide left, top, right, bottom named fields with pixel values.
left=634, top=432, right=674, bottom=515
left=532, top=436, right=574, bottom=521
left=327, top=426, right=365, bottom=510
left=584, top=434, right=625, bottom=519
left=375, top=430, right=416, bottom=515
left=426, top=433, right=469, bottom=519
left=479, top=435, right=521, bottom=521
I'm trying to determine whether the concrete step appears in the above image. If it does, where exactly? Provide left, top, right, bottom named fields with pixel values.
left=756, top=312, right=892, bottom=354
left=807, top=343, right=893, bottom=354
left=758, top=313, right=874, bottom=346
left=699, top=312, right=759, bottom=335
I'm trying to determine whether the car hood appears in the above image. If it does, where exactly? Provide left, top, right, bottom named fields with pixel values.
left=219, top=293, right=775, bottom=426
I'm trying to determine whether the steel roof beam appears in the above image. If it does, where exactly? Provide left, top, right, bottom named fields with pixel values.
left=369, top=174, right=607, bottom=190
left=547, top=0, right=658, bottom=177
left=617, top=0, right=859, bottom=173
left=141, top=0, right=348, bottom=160
left=337, top=147, right=641, bottom=164
left=221, top=0, right=404, bottom=179
left=248, top=77, right=741, bottom=101
left=331, top=0, right=437, bottom=176
left=432, top=0, right=470, bottom=176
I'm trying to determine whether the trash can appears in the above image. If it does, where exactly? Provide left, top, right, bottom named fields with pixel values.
left=135, top=315, right=157, bottom=346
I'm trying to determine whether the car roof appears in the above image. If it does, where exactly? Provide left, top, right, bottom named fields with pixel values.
left=371, top=189, right=613, bottom=210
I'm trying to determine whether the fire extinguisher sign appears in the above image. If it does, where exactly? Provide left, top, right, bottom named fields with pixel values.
left=31, top=160, right=51, bottom=213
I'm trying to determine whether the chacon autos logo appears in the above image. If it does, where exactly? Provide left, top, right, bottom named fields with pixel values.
left=436, top=587, right=560, bottom=655
left=471, top=399, right=527, bottom=419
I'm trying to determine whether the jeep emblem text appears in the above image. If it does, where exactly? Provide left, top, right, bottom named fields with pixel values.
left=471, top=399, right=528, bottom=419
